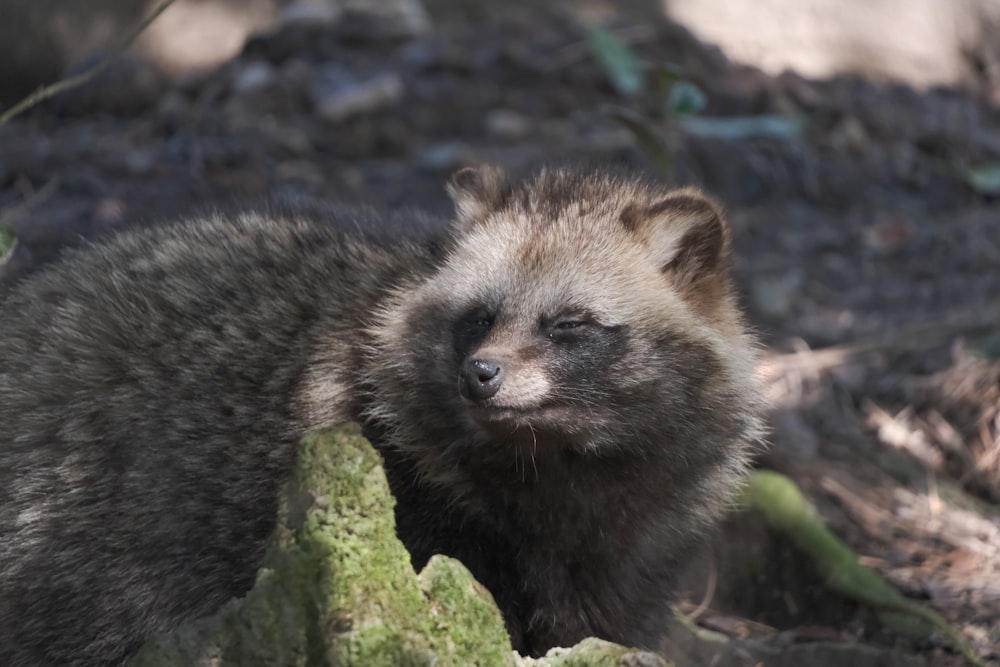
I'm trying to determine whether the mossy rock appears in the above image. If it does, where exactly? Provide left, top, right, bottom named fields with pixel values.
left=131, top=426, right=672, bottom=667
left=130, top=425, right=515, bottom=667
left=518, top=638, right=670, bottom=667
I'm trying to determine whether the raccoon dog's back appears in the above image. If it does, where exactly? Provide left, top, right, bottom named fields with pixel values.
left=0, top=206, right=439, bottom=666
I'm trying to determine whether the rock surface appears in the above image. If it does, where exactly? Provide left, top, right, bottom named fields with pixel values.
left=130, top=425, right=515, bottom=667
left=130, top=426, right=667, bottom=666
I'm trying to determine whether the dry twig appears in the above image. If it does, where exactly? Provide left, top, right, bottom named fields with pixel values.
left=0, top=0, right=176, bottom=126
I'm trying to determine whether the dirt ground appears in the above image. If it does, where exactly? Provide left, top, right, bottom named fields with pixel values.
left=1, top=4, right=998, bottom=666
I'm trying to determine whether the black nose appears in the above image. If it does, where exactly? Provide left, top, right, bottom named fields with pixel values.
left=460, top=358, right=503, bottom=402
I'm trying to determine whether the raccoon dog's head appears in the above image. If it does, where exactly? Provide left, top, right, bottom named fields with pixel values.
left=369, top=166, right=760, bottom=472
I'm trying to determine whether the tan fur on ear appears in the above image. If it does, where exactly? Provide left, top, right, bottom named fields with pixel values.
left=446, top=165, right=510, bottom=225
left=621, top=187, right=730, bottom=288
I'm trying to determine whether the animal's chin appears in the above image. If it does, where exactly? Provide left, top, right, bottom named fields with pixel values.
left=466, top=403, right=579, bottom=441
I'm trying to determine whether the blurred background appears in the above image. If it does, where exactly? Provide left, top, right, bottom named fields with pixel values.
left=5, top=0, right=1000, bottom=94
left=0, top=1, right=998, bottom=665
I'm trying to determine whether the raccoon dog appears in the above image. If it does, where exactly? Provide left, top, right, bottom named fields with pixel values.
left=0, top=166, right=763, bottom=664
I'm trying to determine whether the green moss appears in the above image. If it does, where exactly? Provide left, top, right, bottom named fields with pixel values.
left=739, top=470, right=983, bottom=667
left=131, top=426, right=677, bottom=667
left=518, top=638, right=670, bottom=667
left=131, top=426, right=515, bottom=667
left=288, top=428, right=431, bottom=652
left=419, top=555, right=517, bottom=666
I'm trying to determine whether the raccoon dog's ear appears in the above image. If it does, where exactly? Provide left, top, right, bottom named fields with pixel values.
left=621, top=187, right=730, bottom=288
left=446, top=166, right=510, bottom=226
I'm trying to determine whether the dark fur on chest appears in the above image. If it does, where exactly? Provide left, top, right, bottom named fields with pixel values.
left=362, top=166, right=763, bottom=655
left=373, top=420, right=731, bottom=656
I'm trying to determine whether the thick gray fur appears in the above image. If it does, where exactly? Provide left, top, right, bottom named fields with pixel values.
left=0, top=205, right=442, bottom=665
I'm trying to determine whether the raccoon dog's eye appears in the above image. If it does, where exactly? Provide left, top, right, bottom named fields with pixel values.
left=463, top=308, right=494, bottom=330
left=453, top=308, right=495, bottom=355
left=546, top=314, right=596, bottom=341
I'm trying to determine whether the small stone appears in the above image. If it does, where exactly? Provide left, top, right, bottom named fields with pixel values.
left=777, top=69, right=825, bottom=110
left=91, top=198, right=127, bottom=229
left=486, top=109, right=531, bottom=140
left=751, top=270, right=802, bottom=320
left=516, top=638, right=669, bottom=666
left=861, top=213, right=914, bottom=253
left=280, top=0, right=340, bottom=26
left=278, top=59, right=314, bottom=91
left=337, top=166, right=367, bottom=191
left=270, top=126, right=313, bottom=157
left=124, top=149, right=156, bottom=175
left=828, top=115, right=869, bottom=155
left=274, top=160, right=324, bottom=190
left=154, top=90, right=192, bottom=126
left=315, top=73, right=404, bottom=123
left=341, top=0, right=432, bottom=37
left=417, top=141, right=473, bottom=171
left=230, top=61, right=277, bottom=95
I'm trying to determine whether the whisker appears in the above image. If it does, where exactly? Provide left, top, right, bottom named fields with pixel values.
left=528, top=423, right=539, bottom=481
